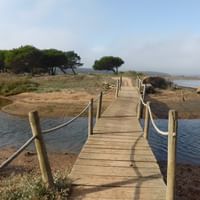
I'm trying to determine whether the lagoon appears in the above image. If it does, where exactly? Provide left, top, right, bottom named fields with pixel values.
left=0, top=112, right=200, bottom=165
left=173, top=79, right=200, bottom=88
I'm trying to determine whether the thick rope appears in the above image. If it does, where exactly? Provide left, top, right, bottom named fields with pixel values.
left=0, top=136, right=36, bottom=169
left=138, top=77, right=169, bottom=136
left=42, top=102, right=90, bottom=134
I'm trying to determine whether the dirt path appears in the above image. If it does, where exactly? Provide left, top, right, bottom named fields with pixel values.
left=122, top=77, right=133, bottom=87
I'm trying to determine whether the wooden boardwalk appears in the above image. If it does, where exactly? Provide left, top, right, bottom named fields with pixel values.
left=69, top=81, right=166, bottom=199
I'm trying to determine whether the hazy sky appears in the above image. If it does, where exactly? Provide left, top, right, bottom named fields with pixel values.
left=1, top=0, right=200, bottom=75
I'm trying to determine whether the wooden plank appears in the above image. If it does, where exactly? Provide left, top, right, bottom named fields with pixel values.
left=89, top=137, right=145, bottom=143
left=81, top=147, right=155, bottom=156
left=91, top=134, right=143, bottom=139
left=71, top=165, right=162, bottom=177
left=86, top=140, right=151, bottom=147
left=79, top=152, right=157, bottom=162
left=85, top=144, right=152, bottom=150
left=70, top=186, right=166, bottom=200
left=92, top=132, right=142, bottom=136
left=75, top=159, right=160, bottom=168
left=69, top=174, right=165, bottom=188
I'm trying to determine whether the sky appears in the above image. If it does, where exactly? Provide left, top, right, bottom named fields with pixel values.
left=1, top=0, right=200, bottom=75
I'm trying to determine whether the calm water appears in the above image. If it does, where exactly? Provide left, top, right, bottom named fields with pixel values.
left=0, top=112, right=88, bottom=154
left=173, top=79, right=200, bottom=88
left=141, top=119, right=200, bottom=165
left=0, top=112, right=200, bottom=165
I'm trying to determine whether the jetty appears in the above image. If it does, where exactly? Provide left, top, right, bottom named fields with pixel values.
left=69, top=77, right=176, bottom=200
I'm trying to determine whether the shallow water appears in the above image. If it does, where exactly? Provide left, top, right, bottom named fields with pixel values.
left=0, top=112, right=200, bottom=164
left=0, top=112, right=88, bottom=154
left=140, top=119, right=200, bottom=165
left=173, top=79, right=200, bottom=88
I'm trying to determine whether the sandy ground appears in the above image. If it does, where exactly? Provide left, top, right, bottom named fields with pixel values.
left=146, top=88, right=200, bottom=119
left=1, top=90, right=114, bottom=117
left=0, top=148, right=77, bottom=180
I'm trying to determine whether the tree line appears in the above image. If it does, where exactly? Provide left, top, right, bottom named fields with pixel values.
left=0, top=45, right=124, bottom=75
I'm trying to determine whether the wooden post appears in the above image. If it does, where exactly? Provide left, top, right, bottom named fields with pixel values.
left=96, top=91, right=103, bottom=120
left=119, top=74, right=122, bottom=89
left=29, top=111, right=54, bottom=188
left=88, top=98, right=93, bottom=135
left=142, top=85, right=146, bottom=100
left=138, top=80, right=141, bottom=95
left=137, top=98, right=142, bottom=119
left=135, top=78, right=138, bottom=88
left=166, top=110, right=178, bottom=200
left=144, top=101, right=150, bottom=139
left=115, top=80, right=120, bottom=98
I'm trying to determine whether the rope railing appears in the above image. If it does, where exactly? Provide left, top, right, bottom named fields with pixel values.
left=139, top=94, right=168, bottom=136
left=43, top=102, right=91, bottom=134
left=0, top=135, right=36, bottom=169
left=136, top=76, right=178, bottom=200
left=137, top=76, right=169, bottom=136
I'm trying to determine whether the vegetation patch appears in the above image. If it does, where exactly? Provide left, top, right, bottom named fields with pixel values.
left=0, top=171, right=71, bottom=200
left=0, top=77, right=38, bottom=96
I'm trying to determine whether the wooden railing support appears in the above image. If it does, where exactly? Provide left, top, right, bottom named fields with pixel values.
left=88, top=98, right=94, bottom=135
left=137, top=98, right=142, bottom=119
left=144, top=101, right=150, bottom=139
left=29, top=111, right=54, bottom=189
left=96, top=92, right=103, bottom=120
left=119, top=75, right=122, bottom=89
left=166, top=110, right=178, bottom=200
left=142, top=85, right=146, bottom=100
left=115, top=80, right=120, bottom=98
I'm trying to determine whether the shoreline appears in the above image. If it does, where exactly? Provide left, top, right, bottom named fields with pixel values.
left=0, top=90, right=114, bottom=118
left=146, top=87, right=200, bottom=119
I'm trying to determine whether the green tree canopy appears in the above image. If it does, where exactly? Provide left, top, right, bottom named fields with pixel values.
left=93, top=56, right=124, bottom=74
left=0, top=50, right=7, bottom=72
left=0, top=45, right=83, bottom=75
left=5, top=45, right=43, bottom=74
left=41, top=49, right=66, bottom=75
left=61, top=51, right=83, bottom=75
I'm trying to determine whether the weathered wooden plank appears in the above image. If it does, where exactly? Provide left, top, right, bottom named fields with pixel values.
left=69, top=174, right=165, bottom=188
left=85, top=144, right=152, bottom=150
left=71, top=165, right=162, bottom=177
left=79, top=152, right=157, bottom=162
left=89, top=137, right=145, bottom=143
left=70, top=186, right=166, bottom=200
left=75, top=158, right=160, bottom=168
left=86, top=140, right=151, bottom=147
left=92, top=132, right=142, bottom=136
left=81, top=147, right=155, bottom=156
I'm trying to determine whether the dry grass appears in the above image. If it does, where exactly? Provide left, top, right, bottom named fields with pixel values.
left=0, top=73, right=116, bottom=96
